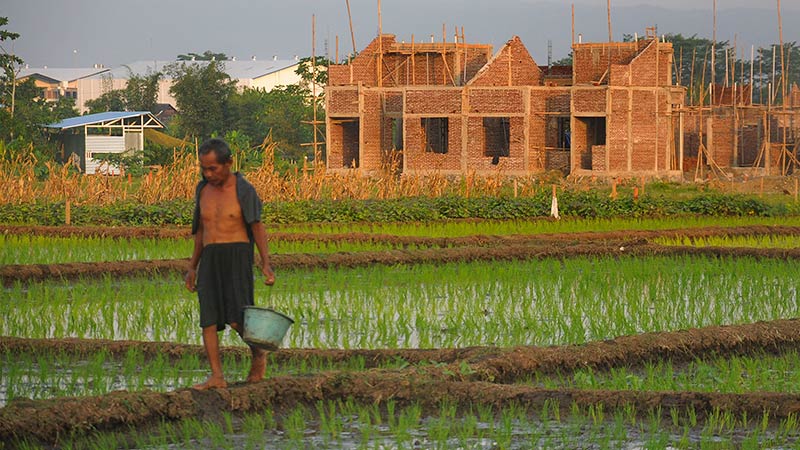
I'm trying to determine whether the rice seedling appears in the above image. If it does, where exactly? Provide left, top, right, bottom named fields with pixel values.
left=0, top=234, right=432, bottom=265
left=654, top=233, right=800, bottom=249
left=37, top=398, right=800, bottom=450
left=7, top=254, right=794, bottom=350
left=532, top=351, right=800, bottom=395
left=273, top=214, right=800, bottom=237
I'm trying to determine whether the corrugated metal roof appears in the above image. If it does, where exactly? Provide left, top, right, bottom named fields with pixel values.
left=46, top=111, right=163, bottom=129
left=86, top=59, right=300, bottom=81
left=18, top=67, right=110, bottom=82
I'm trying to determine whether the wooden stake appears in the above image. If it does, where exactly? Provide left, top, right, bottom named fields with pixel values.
left=377, top=0, right=382, bottom=88
left=571, top=4, right=575, bottom=46
left=345, top=0, right=356, bottom=59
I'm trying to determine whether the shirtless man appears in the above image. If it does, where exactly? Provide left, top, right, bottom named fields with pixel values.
left=184, top=138, right=275, bottom=390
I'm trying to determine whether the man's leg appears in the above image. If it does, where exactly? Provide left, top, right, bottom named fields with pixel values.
left=230, top=322, right=267, bottom=383
left=193, top=324, right=227, bottom=390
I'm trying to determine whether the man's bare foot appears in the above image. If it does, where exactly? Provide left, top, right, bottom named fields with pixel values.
left=246, top=350, right=267, bottom=383
left=192, top=375, right=227, bottom=390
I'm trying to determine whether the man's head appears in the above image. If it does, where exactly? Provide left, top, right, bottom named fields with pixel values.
left=198, top=138, right=232, bottom=164
left=198, top=138, right=233, bottom=186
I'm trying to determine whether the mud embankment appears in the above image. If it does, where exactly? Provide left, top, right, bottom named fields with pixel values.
left=3, top=319, right=800, bottom=444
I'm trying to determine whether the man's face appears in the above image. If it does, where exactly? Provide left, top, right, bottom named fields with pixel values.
left=199, top=152, right=232, bottom=186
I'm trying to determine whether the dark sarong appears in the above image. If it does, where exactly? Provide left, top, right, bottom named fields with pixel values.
left=197, top=242, right=254, bottom=331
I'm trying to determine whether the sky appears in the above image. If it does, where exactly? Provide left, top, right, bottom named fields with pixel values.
left=3, top=0, right=799, bottom=69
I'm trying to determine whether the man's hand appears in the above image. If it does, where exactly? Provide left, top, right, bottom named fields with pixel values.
left=185, top=269, right=197, bottom=292
left=261, top=263, right=275, bottom=286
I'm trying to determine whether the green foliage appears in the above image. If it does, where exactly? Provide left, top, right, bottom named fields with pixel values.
left=227, top=85, right=323, bottom=163
left=295, top=56, right=330, bottom=86
left=166, top=60, right=237, bottom=139
left=122, top=71, right=161, bottom=112
left=0, top=192, right=794, bottom=226
left=85, top=89, right=125, bottom=113
left=177, top=51, right=228, bottom=61
left=0, top=16, right=23, bottom=101
left=84, top=71, right=161, bottom=114
left=92, top=150, right=145, bottom=176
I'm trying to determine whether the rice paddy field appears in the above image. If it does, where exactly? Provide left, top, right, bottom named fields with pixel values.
left=2, top=215, right=800, bottom=449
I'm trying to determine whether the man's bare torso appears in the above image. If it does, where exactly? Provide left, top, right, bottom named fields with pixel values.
left=199, top=178, right=249, bottom=245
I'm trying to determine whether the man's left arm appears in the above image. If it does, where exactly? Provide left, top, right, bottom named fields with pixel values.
left=251, top=221, right=275, bottom=285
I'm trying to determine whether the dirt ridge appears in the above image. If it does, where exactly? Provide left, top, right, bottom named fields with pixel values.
left=4, top=241, right=800, bottom=286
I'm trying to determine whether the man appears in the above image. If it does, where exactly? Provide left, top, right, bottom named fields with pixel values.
left=184, top=138, right=275, bottom=390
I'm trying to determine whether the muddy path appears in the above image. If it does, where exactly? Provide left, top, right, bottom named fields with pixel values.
left=4, top=224, right=800, bottom=247
left=5, top=377, right=800, bottom=446
left=3, top=319, right=800, bottom=377
left=4, top=240, right=800, bottom=286
left=3, top=319, right=800, bottom=445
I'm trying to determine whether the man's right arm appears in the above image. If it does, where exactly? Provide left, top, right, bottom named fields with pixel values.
left=185, top=223, right=204, bottom=292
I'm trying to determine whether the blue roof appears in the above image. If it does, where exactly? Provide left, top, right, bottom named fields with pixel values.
left=46, top=111, right=163, bottom=129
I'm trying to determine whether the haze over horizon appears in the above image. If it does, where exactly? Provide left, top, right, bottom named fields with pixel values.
left=3, top=0, right=798, bottom=70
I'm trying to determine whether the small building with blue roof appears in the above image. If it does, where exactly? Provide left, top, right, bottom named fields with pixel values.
left=46, top=111, right=164, bottom=175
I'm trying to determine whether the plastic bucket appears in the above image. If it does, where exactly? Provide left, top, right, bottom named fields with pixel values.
left=242, top=306, right=294, bottom=351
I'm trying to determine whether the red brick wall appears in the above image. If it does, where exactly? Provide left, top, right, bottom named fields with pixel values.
left=465, top=116, right=525, bottom=171
left=470, top=36, right=542, bottom=87
left=573, top=42, right=643, bottom=85
left=607, top=88, right=629, bottom=171
left=327, top=118, right=344, bottom=170
left=360, top=91, right=383, bottom=170
left=573, top=89, right=606, bottom=114
left=626, top=41, right=673, bottom=87
left=468, top=88, right=524, bottom=114
left=406, top=89, right=462, bottom=114
left=630, top=89, right=656, bottom=171
left=404, top=116, right=462, bottom=172
left=327, top=119, right=360, bottom=170
left=328, top=88, right=359, bottom=116
left=384, top=90, right=403, bottom=114
left=711, top=113, right=735, bottom=168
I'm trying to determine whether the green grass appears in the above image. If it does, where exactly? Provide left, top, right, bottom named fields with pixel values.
left=4, top=215, right=799, bottom=264
left=532, top=351, right=800, bottom=394
left=270, top=215, right=800, bottom=237
left=2, top=256, right=798, bottom=349
left=0, top=348, right=401, bottom=406
left=0, top=235, right=427, bottom=265
left=654, top=234, right=800, bottom=249
left=23, top=399, right=800, bottom=450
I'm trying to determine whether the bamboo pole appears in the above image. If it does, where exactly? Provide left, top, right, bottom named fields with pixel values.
left=345, top=0, right=356, bottom=59
left=607, top=0, right=612, bottom=43
left=377, top=0, right=382, bottom=88
left=312, top=15, right=319, bottom=161
left=571, top=4, right=575, bottom=46
left=711, top=0, right=716, bottom=104
left=411, top=34, right=416, bottom=85
left=750, top=45, right=755, bottom=104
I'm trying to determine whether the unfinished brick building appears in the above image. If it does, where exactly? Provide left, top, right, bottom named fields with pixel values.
left=682, top=82, right=800, bottom=177
left=325, top=33, right=686, bottom=177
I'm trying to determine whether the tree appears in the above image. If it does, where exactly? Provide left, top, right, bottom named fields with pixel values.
left=123, top=71, right=161, bottom=112
left=295, top=56, right=330, bottom=87
left=177, top=51, right=228, bottom=61
left=1, top=17, right=76, bottom=149
left=227, top=84, right=322, bottom=163
left=166, top=60, right=237, bottom=139
left=0, top=17, right=23, bottom=119
left=84, top=89, right=126, bottom=113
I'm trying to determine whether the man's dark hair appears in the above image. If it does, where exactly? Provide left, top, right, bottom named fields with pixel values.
left=198, top=138, right=232, bottom=164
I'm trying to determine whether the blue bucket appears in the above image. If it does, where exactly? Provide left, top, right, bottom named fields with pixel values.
left=242, top=306, right=294, bottom=351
